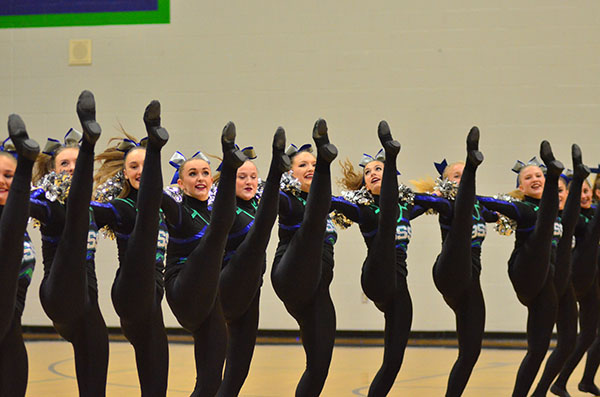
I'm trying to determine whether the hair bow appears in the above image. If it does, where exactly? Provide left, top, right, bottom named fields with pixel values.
left=589, top=164, right=600, bottom=174
left=169, top=150, right=210, bottom=184
left=359, top=149, right=385, bottom=167
left=116, top=137, right=148, bottom=153
left=0, top=138, right=16, bottom=155
left=434, top=159, right=448, bottom=177
left=216, top=145, right=257, bottom=172
left=512, top=157, right=547, bottom=187
left=285, top=143, right=312, bottom=157
left=42, top=128, right=83, bottom=156
left=559, top=169, right=573, bottom=184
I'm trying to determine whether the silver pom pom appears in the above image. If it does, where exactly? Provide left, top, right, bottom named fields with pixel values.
left=398, top=183, right=415, bottom=205
left=433, top=177, right=458, bottom=200
left=255, top=178, right=265, bottom=201
left=491, top=193, right=519, bottom=236
left=35, top=171, right=72, bottom=203
left=164, top=185, right=183, bottom=203
left=280, top=171, right=302, bottom=197
left=341, top=186, right=374, bottom=206
left=93, top=171, right=124, bottom=203
left=207, top=183, right=218, bottom=207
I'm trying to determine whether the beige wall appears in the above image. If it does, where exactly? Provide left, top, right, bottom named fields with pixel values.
left=5, top=1, right=600, bottom=332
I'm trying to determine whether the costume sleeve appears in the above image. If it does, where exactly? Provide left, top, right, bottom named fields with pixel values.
left=477, top=196, right=522, bottom=221
left=330, top=196, right=362, bottom=223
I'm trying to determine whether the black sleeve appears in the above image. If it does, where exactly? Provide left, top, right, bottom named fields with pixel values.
left=330, top=196, right=362, bottom=223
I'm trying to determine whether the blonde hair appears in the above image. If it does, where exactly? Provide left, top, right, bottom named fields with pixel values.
left=94, top=127, right=144, bottom=199
left=409, top=176, right=436, bottom=193
left=337, top=158, right=364, bottom=191
left=0, top=151, right=17, bottom=163
left=443, top=161, right=465, bottom=179
left=33, top=143, right=79, bottom=184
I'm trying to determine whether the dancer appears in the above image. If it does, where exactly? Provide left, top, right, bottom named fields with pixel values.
left=0, top=117, right=39, bottom=397
left=217, top=129, right=291, bottom=396
left=271, top=118, right=338, bottom=396
left=531, top=146, right=588, bottom=396
left=550, top=175, right=600, bottom=397
left=426, top=127, right=502, bottom=397
left=92, top=100, right=169, bottom=396
left=478, top=142, right=564, bottom=397
left=162, top=122, right=246, bottom=396
left=32, top=91, right=107, bottom=396
left=332, top=121, right=452, bottom=396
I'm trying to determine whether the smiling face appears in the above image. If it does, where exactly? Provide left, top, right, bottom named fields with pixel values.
left=518, top=165, right=545, bottom=199
left=291, top=151, right=316, bottom=193
left=54, top=147, right=79, bottom=175
left=236, top=161, right=258, bottom=201
left=178, top=158, right=213, bottom=201
left=363, top=160, right=384, bottom=195
left=581, top=180, right=593, bottom=209
left=123, top=148, right=145, bottom=190
left=0, top=154, right=16, bottom=206
left=558, top=177, right=568, bottom=210
left=444, top=163, right=464, bottom=184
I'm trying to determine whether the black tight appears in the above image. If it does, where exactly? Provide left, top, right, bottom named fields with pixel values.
left=368, top=276, right=413, bottom=397
left=431, top=128, right=483, bottom=397
left=218, top=135, right=287, bottom=396
left=0, top=150, right=35, bottom=338
left=271, top=126, right=337, bottom=396
left=360, top=133, right=399, bottom=304
left=510, top=161, right=560, bottom=397
left=552, top=284, right=600, bottom=392
left=111, top=138, right=169, bottom=396
left=551, top=205, right=600, bottom=395
left=0, top=314, right=27, bottom=397
left=166, top=124, right=243, bottom=396
left=39, top=137, right=109, bottom=396
left=531, top=166, right=584, bottom=396
left=218, top=291, right=260, bottom=397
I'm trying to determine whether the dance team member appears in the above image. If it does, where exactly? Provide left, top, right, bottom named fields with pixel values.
left=92, top=100, right=169, bottom=396
left=551, top=175, right=600, bottom=397
left=532, top=146, right=588, bottom=396
left=271, top=118, right=338, bottom=396
left=31, top=91, right=107, bottom=396
left=332, top=121, right=452, bottom=395
left=162, top=122, right=246, bottom=396
left=425, top=127, right=500, bottom=397
left=217, top=128, right=291, bottom=396
left=478, top=142, right=564, bottom=397
left=0, top=117, right=39, bottom=396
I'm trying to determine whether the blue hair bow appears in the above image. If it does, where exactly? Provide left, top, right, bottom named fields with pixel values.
left=434, top=159, right=448, bottom=177
left=285, top=143, right=312, bottom=157
left=512, top=157, right=546, bottom=187
left=42, top=128, right=82, bottom=156
left=359, top=149, right=400, bottom=175
left=0, top=138, right=16, bottom=155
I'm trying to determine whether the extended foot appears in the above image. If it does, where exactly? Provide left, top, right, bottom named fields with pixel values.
left=466, top=126, right=483, bottom=167
left=572, top=143, right=590, bottom=180
left=273, top=126, right=291, bottom=172
left=7, top=114, right=40, bottom=161
left=540, top=140, right=564, bottom=177
left=578, top=382, right=600, bottom=395
left=221, top=121, right=247, bottom=168
left=76, top=90, right=101, bottom=144
left=312, top=118, right=337, bottom=163
left=143, top=100, right=169, bottom=148
left=377, top=120, right=400, bottom=156
left=550, top=382, right=571, bottom=397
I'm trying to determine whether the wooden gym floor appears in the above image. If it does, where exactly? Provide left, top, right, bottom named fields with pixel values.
left=24, top=339, right=591, bottom=396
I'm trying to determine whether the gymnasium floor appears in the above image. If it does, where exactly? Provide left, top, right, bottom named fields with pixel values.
left=25, top=340, right=590, bottom=396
